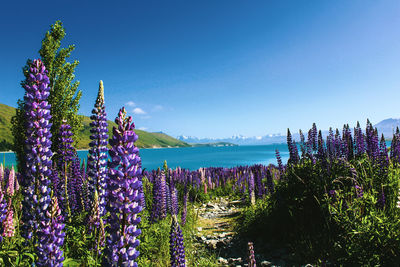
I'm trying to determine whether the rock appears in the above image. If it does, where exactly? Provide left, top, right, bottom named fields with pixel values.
left=260, top=260, right=272, bottom=267
left=207, top=239, right=218, bottom=249
left=206, top=202, right=215, bottom=208
left=218, top=257, right=228, bottom=265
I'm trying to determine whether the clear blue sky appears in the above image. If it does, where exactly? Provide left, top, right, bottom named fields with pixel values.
left=1, top=0, right=400, bottom=138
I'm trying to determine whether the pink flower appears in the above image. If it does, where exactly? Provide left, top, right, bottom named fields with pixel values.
left=3, top=200, right=14, bottom=238
left=7, top=166, right=15, bottom=196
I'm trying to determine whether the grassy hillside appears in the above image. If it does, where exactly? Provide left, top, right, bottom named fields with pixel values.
left=0, top=103, right=190, bottom=151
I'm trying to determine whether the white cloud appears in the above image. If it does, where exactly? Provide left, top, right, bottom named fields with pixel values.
left=125, top=101, right=136, bottom=107
left=132, top=107, right=146, bottom=115
left=138, top=127, right=148, bottom=131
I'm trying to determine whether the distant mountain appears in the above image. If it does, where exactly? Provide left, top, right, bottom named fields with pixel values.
left=191, top=142, right=238, bottom=147
left=177, top=133, right=287, bottom=145
left=178, top=118, right=400, bottom=146
left=374, top=118, right=400, bottom=139
left=0, top=103, right=190, bottom=151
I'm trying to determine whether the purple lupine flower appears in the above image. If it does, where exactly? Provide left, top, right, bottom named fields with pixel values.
left=299, top=129, right=306, bottom=158
left=377, top=187, right=385, bottom=210
left=88, top=190, right=105, bottom=256
left=57, top=120, right=75, bottom=171
left=342, top=124, right=354, bottom=160
left=366, top=121, right=379, bottom=162
left=266, top=169, right=274, bottom=195
left=317, top=130, right=326, bottom=161
left=159, top=170, right=167, bottom=219
left=87, top=81, right=109, bottom=217
left=171, top=185, right=179, bottom=215
left=287, top=129, right=299, bottom=165
left=378, top=134, right=389, bottom=176
left=37, top=196, right=65, bottom=266
left=248, top=242, right=256, bottom=267
left=181, top=190, right=188, bottom=226
left=326, top=128, right=335, bottom=159
left=138, top=175, right=146, bottom=210
left=3, top=200, right=14, bottom=238
left=6, top=166, right=15, bottom=196
left=170, top=215, right=186, bottom=267
left=105, top=108, right=142, bottom=266
left=334, top=129, right=343, bottom=159
left=166, top=182, right=172, bottom=214
left=21, top=60, right=53, bottom=254
left=354, top=185, right=363, bottom=198
left=354, top=122, right=365, bottom=157
left=308, top=123, right=318, bottom=151
left=0, top=189, right=6, bottom=242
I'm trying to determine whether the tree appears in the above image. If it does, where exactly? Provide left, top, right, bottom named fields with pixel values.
left=11, top=21, right=82, bottom=171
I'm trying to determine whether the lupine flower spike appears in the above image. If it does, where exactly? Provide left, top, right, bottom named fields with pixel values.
left=21, top=60, right=54, bottom=261
left=170, top=215, right=186, bottom=267
left=87, top=81, right=109, bottom=217
left=248, top=241, right=256, bottom=267
left=105, top=107, right=142, bottom=266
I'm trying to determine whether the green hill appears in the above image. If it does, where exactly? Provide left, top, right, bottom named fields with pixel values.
left=0, top=103, right=190, bottom=151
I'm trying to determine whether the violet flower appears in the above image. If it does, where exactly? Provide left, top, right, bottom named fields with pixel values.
left=170, top=215, right=186, bottom=267
left=37, top=196, right=65, bottom=266
left=105, top=107, right=142, bottom=266
left=57, top=120, right=75, bottom=171
left=87, top=81, right=109, bottom=217
left=21, top=59, right=53, bottom=255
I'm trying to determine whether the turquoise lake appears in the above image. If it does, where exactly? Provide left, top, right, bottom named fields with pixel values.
left=0, top=144, right=289, bottom=171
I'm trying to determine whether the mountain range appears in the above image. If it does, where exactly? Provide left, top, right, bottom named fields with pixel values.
left=177, top=119, right=400, bottom=145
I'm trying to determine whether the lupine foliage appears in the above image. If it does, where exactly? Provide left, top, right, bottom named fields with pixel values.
left=238, top=122, right=400, bottom=265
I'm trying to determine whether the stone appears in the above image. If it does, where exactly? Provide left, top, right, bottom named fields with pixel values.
left=260, top=260, right=272, bottom=267
left=218, top=257, right=228, bottom=265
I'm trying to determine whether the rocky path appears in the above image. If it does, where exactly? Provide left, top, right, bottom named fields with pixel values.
left=193, top=198, right=311, bottom=267
left=194, top=198, right=275, bottom=267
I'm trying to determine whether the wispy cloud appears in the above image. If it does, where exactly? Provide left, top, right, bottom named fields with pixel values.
left=138, top=126, right=148, bottom=131
left=152, top=105, right=163, bottom=112
left=132, top=107, right=146, bottom=115
left=125, top=101, right=136, bottom=107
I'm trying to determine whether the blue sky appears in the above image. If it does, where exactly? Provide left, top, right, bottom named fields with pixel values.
left=1, top=0, right=400, bottom=138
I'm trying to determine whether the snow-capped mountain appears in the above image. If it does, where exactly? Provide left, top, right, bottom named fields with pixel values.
left=176, top=133, right=286, bottom=145
left=177, top=118, right=400, bottom=146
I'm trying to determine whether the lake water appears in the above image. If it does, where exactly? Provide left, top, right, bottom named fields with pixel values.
left=0, top=144, right=289, bottom=171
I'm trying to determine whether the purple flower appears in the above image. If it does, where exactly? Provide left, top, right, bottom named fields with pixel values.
left=170, top=215, right=186, bottom=267
left=20, top=60, right=54, bottom=261
left=88, top=190, right=105, bottom=256
left=87, top=81, right=109, bottom=217
left=181, top=190, right=188, bottom=226
left=105, top=107, right=142, bottom=266
left=57, top=120, right=75, bottom=171
left=37, top=196, right=65, bottom=266
left=354, top=185, right=363, bottom=198
left=287, top=129, right=299, bottom=165
left=275, top=150, right=284, bottom=175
